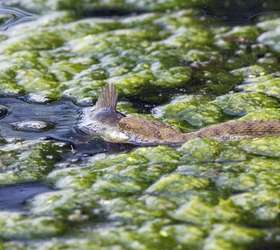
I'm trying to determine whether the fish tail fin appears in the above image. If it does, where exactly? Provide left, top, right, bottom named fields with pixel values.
left=95, top=83, right=118, bottom=111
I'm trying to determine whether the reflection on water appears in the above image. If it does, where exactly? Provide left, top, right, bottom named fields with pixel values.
left=0, top=7, right=36, bottom=30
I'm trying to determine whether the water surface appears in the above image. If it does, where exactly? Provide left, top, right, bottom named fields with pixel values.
left=0, top=182, right=52, bottom=211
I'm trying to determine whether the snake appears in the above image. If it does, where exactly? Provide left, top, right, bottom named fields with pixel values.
left=78, top=83, right=280, bottom=146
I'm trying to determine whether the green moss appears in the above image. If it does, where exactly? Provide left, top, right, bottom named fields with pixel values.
left=231, top=65, right=268, bottom=79
left=0, top=10, right=218, bottom=101
left=184, top=49, right=221, bottom=63
left=92, top=174, right=144, bottom=197
left=218, top=25, right=260, bottom=45
left=15, top=69, right=61, bottom=100
left=193, top=68, right=243, bottom=95
left=257, top=18, right=280, bottom=31
left=101, top=198, right=167, bottom=225
left=214, top=155, right=280, bottom=192
left=116, top=101, right=140, bottom=114
left=47, top=166, right=99, bottom=189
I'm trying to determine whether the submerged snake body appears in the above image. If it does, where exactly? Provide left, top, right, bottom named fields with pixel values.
left=79, top=84, right=280, bottom=146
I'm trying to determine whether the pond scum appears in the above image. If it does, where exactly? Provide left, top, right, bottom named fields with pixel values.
left=0, top=0, right=280, bottom=249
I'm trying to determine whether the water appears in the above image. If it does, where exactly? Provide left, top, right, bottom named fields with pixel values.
left=0, top=7, right=36, bottom=31
left=0, top=182, right=52, bottom=211
left=0, top=97, right=80, bottom=141
left=0, top=97, right=132, bottom=155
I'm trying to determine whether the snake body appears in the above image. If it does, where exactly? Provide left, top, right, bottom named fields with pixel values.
left=79, top=84, right=280, bottom=146
left=118, top=117, right=280, bottom=146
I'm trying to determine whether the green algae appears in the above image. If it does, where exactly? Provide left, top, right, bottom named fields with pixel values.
left=180, top=138, right=223, bottom=162
left=203, top=224, right=266, bottom=250
left=170, top=197, right=246, bottom=225
left=0, top=212, right=65, bottom=240
left=237, top=73, right=280, bottom=100
left=213, top=92, right=280, bottom=117
left=240, top=137, right=280, bottom=158
left=0, top=140, right=68, bottom=185
left=0, top=7, right=271, bottom=102
left=240, top=108, right=280, bottom=121
left=0, top=2, right=280, bottom=250
left=28, top=189, right=99, bottom=223
left=0, top=9, right=232, bottom=102
left=153, top=95, right=223, bottom=130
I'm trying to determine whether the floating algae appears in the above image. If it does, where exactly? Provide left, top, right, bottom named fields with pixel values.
left=0, top=1, right=279, bottom=250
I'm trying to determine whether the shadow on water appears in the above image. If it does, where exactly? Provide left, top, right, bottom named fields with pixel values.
left=0, top=182, right=52, bottom=211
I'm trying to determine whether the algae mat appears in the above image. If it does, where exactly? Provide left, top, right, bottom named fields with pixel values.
left=0, top=1, right=280, bottom=249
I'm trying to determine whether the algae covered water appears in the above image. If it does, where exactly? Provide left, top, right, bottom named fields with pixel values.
left=0, top=1, right=280, bottom=250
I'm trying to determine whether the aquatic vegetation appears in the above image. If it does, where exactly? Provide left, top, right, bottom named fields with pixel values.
left=0, top=212, right=65, bottom=240
left=153, top=95, right=224, bottom=130
left=0, top=1, right=280, bottom=250
left=0, top=8, right=249, bottom=102
left=0, top=140, right=69, bottom=185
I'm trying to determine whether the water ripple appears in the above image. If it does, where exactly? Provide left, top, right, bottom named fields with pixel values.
left=0, top=7, right=36, bottom=31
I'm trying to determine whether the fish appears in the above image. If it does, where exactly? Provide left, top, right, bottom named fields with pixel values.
left=78, top=83, right=280, bottom=146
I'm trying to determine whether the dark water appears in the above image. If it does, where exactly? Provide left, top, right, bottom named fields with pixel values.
left=0, top=182, right=52, bottom=211
left=0, top=97, right=81, bottom=141
left=0, top=97, right=133, bottom=155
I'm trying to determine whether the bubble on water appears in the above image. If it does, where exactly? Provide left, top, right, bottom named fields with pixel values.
left=11, top=120, right=55, bottom=132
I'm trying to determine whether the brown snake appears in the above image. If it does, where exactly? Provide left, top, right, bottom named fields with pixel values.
left=118, top=117, right=280, bottom=145
left=79, top=83, right=280, bottom=146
